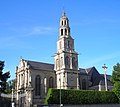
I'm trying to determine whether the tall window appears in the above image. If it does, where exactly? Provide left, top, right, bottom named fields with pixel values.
left=65, top=56, right=70, bottom=67
left=19, top=74, right=20, bottom=86
left=56, top=59, right=60, bottom=69
left=49, top=77, right=54, bottom=88
left=82, top=79, right=86, bottom=90
left=65, top=29, right=67, bottom=35
left=61, top=21, right=63, bottom=25
left=66, top=20, right=67, bottom=25
left=72, top=57, right=75, bottom=68
left=68, top=41, right=70, bottom=49
left=64, top=20, right=66, bottom=25
left=35, top=75, right=41, bottom=96
left=26, top=71, right=28, bottom=85
left=21, top=74, right=23, bottom=86
left=61, top=29, right=63, bottom=35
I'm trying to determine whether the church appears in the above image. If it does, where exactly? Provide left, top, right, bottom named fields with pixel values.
left=16, top=12, right=113, bottom=107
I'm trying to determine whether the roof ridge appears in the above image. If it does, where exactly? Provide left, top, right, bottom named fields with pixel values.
left=26, top=60, right=54, bottom=65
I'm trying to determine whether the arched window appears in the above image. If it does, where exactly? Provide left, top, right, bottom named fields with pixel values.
left=56, top=59, right=60, bottom=69
left=65, top=29, right=67, bottom=35
left=61, top=29, right=63, bottom=35
left=35, top=75, right=41, bottom=96
left=68, top=41, right=70, bottom=48
left=21, top=74, right=23, bottom=86
left=49, top=77, right=54, bottom=88
left=72, top=57, right=75, bottom=68
left=65, top=56, right=70, bottom=67
left=66, top=20, right=67, bottom=25
left=64, top=20, right=66, bottom=25
left=62, top=21, right=63, bottom=25
left=82, top=79, right=86, bottom=90
left=19, top=74, right=20, bottom=86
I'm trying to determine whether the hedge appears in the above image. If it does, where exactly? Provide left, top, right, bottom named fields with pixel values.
left=45, top=88, right=119, bottom=105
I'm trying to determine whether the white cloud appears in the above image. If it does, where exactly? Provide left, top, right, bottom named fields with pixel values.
left=0, top=26, right=56, bottom=49
left=25, top=26, right=56, bottom=36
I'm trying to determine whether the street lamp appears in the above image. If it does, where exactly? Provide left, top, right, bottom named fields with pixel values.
left=102, top=64, right=108, bottom=91
left=59, top=75, right=61, bottom=107
left=11, top=88, right=15, bottom=107
left=56, top=52, right=62, bottom=107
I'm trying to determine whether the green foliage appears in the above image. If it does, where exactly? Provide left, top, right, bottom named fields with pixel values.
left=5, top=79, right=16, bottom=94
left=111, top=63, right=120, bottom=83
left=112, top=82, right=120, bottom=102
left=111, top=63, right=120, bottom=102
left=0, top=61, right=10, bottom=93
left=45, top=89, right=119, bottom=105
left=0, top=61, right=4, bottom=71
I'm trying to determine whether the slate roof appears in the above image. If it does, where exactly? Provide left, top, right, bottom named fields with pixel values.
left=79, top=67, right=113, bottom=87
left=26, top=60, right=54, bottom=71
left=101, top=74, right=111, bottom=81
left=79, top=68, right=87, bottom=75
left=99, top=79, right=113, bottom=86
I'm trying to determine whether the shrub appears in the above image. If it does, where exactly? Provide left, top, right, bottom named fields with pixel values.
left=45, top=88, right=119, bottom=105
left=112, top=82, right=120, bottom=102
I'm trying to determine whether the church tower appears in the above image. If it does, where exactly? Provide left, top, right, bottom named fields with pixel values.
left=54, top=11, right=79, bottom=89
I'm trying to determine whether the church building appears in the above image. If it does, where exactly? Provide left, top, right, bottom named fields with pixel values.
left=16, top=12, right=113, bottom=107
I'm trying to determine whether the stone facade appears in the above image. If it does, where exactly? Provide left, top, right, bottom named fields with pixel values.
left=16, top=12, right=113, bottom=107
left=54, top=12, right=79, bottom=90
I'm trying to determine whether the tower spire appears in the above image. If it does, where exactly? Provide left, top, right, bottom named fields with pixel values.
left=54, top=12, right=79, bottom=89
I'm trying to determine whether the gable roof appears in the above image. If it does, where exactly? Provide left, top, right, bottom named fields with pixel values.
left=79, top=67, right=113, bottom=87
left=26, top=60, right=54, bottom=71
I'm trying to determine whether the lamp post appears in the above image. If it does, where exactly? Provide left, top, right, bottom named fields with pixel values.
left=59, top=74, right=61, bottom=107
left=56, top=52, right=62, bottom=107
left=11, top=88, right=15, bottom=107
left=102, top=64, right=108, bottom=91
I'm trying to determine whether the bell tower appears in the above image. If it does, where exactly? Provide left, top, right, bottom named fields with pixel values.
left=54, top=11, right=79, bottom=89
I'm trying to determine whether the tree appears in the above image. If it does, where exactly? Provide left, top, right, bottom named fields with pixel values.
left=5, top=79, right=16, bottom=94
left=112, top=82, right=120, bottom=100
left=0, top=61, right=10, bottom=93
left=111, top=63, right=120, bottom=101
left=111, top=63, right=120, bottom=83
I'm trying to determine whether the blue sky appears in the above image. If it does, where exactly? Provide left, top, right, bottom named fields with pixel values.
left=0, top=0, right=120, bottom=80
